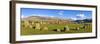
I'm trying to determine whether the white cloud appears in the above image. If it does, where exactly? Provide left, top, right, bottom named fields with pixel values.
left=32, top=14, right=49, bottom=17
left=76, top=14, right=86, bottom=20
left=50, top=16, right=55, bottom=17
left=21, top=15, right=27, bottom=18
left=72, top=18, right=77, bottom=20
left=76, top=14, right=85, bottom=18
left=69, top=14, right=86, bottom=20
left=58, top=11, right=64, bottom=15
left=32, top=14, right=55, bottom=18
left=70, top=17, right=77, bottom=20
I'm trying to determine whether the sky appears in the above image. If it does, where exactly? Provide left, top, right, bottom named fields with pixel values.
left=21, top=8, right=92, bottom=20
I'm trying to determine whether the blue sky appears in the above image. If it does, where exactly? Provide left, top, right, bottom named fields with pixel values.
left=21, top=8, right=92, bottom=20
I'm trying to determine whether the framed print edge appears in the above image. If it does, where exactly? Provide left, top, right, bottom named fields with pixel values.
left=9, top=1, right=16, bottom=43
left=10, top=1, right=97, bottom=43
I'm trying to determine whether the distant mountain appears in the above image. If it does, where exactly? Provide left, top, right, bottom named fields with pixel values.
left=22, top=16, right=72, bottom=21
left=22, top=16, right=49, bottom=21
left=74, top=19, right=92, bottom=23
left=21, top=16, right=75, bottom=24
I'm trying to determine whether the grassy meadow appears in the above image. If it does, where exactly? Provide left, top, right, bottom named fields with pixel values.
left=21, top=21, right=92, bottom=35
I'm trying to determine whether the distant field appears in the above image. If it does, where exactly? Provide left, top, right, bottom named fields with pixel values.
left=21, top=22, right=92, bottom=36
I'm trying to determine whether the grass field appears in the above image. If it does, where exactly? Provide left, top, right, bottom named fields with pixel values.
left=21, top=22, right=92, bottom=36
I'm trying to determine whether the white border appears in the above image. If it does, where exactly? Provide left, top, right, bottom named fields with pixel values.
left=16, top=3, right=96, bottom=41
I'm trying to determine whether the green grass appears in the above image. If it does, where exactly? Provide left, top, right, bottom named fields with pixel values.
left=21, top=23, right=92, bottom=36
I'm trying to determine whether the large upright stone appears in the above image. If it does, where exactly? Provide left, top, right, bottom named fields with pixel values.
left=24, top=21, right=30, bottom=28
left=31, top=21, right=34, bottom=25
left=76, top=27, right=80, bottom=30
left=57, top=29, right=61, bottom=32
left=64, top=26, right=69, bottom=31
left=43, top=26, right=48, bottom=30
left=35, top=23, right=41, bottom=30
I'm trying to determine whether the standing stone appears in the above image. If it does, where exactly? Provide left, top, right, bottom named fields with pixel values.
left=29, top=24, right=33, bottom=29
left=24, top=21, right=30, bottom=28
left=35, top=23, right=41, bottom=30
left=57, top=29, right=61, bottom=32
left=40, top=21, right=43, bottom=24
left=43, top=22, right=46, bottom=24
left=64, top=26, right=69, bottom=31
left=43, top=26, right=48, bottom=30
left=31, top=21, right=34, bottom=25
left=77, top=27, right=80, bottom=30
